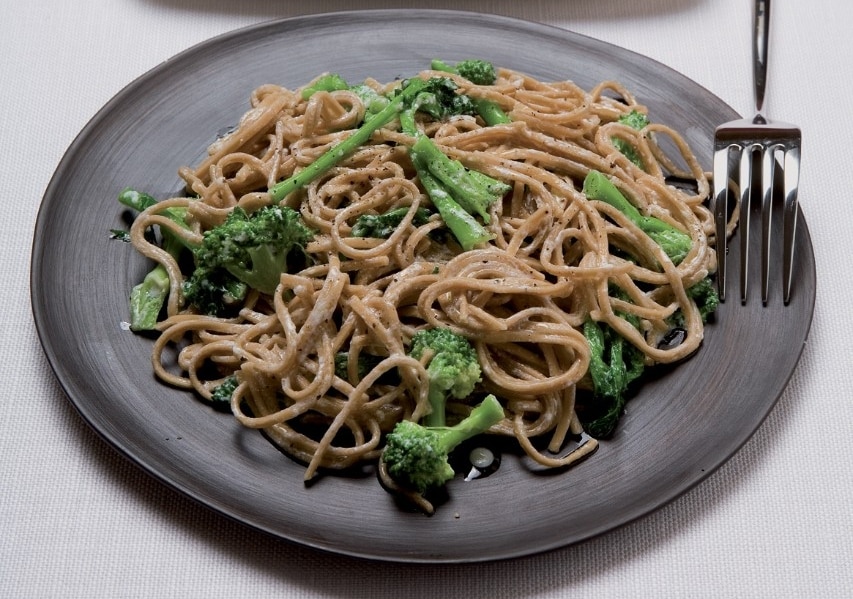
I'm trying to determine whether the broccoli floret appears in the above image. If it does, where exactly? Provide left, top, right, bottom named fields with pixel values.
left=404, top=76, right=478, bottom=121
left=191, top=205, right=314, bottom=297
left=382, top=394, right=504, bottom=493
left=181, top=264, right=248, bottom=316
left=450, top=59, right=497, bottom=86
left=430, top=59, right=510, bottom=126
left=334, top=352, right=382, bottom=381
left=618, top=109, right=650, bottom=131
left=116, top=188, right=192, bottom=331
left=581, top=317, right=646, bottom=438
left=666, top=276, right=720, bottom=330
left=210, top=374, right=239, bottom=404
left=580, top=285, right=646, bottom=438
left=409, top=327, right=482, bottom=428
left=350, top=206, right=431, bottom=239
left=612, top=110, right=650, bottom=169
left=582, top=170, right=692, bottom=265
left=687, top=276, right=720, bottom=322
left=181, top=205, right=312, bottom=315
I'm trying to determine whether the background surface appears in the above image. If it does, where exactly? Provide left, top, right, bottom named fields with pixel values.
left=3, top=1, right=851, bottom=597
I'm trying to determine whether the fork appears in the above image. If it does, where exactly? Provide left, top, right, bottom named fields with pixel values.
left=712, top=0, right=801, bottom=304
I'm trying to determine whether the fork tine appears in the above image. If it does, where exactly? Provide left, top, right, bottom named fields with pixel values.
left=782, top=145, right=800, bottom=303
left=739, top=145, right=754, bottom=303
left=712, top=144, right=733, bottom=301
left=759, top=145, right=777, bottom=304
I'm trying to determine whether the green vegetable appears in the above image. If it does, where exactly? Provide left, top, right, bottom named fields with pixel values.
left=118, top=188, right=190, bottom=235
left=432, top=59, right=496, bottom=86
left=334, top=352, right=382, bottom=381
left=430, top=59, right=511, bottom=126
left=581, top=275, right=718, bottom=437
left=350, top=206, right=431, bottom=239
left=582, top=314, right=645, bottom=438
left=110, top=229, right=131, bottom=242
left=687, top=276, right=720, bottom=323
left=582, top=170, right=692, bottom=265
left=119, top=195, right=313, bottom=318
left=211, top=374, right=239, bottom=404
left=273, top=74, right=509, bottom=251
left=409, top=157, right=494, bottom=251
left=403, top=76, right=478, bottom=121
left=181, top=265, right=248, bottom=316
left=408, top=132, right=507, bottom=224
left=382, top=394, right=504, bottom=493
left=127, top=266, right=174, bottom=331
left=668, top=276, right=720, bottom=328
left=612, top=110, right=650, bottom=169
left=398, top=77, right=509, bottom=248
left=408, top=327, right=482, bottom=428
left=301, top=74, right=391, bottom=122
left=269, top=77, right=433, bottom=202
left=300, top=73, right=349, bottom=97
left=116, top=188, right=191, bottom=331
left=617, top=109, right=650, bottom=131
left=183, top=205, right=314, bottom=314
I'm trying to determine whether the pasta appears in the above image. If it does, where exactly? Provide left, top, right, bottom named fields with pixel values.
left=127, top=66, right=717, bottom=491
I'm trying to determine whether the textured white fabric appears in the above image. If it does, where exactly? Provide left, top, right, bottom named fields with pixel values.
left=3, top=1, right=851, bottom=597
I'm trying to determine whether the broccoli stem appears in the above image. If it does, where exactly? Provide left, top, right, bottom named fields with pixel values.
left=300, top=73, right=349, bottom=98
left=118, top=188, right=189, bottom=238
left=399, top=105, right=500, bottom=249
left=302, top=75, right=391, bottom=123
left=126, top=228, right=185, bottom=331
left=269, top=78, right=428, bottom=203
left=410, top=153, right=494, bottom=251
left=582, top=170, right=691, bottom=264
left=434, top=394, right=505, bottom=452
left=471, top=99, right=511, bottom=126
left=410, top=135, right=506, bottom=224
left=128, top=264, right=171, bottom=331
left=119, top=188, right=189, bottom=331
left=118, top=187, right=158, bottom=213
left=612, top=110, right=650, bottom=169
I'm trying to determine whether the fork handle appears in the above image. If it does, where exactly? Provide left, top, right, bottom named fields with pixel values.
left=753, top=0, right=770, bottom=113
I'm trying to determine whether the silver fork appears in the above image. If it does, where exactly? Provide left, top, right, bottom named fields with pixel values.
left=712, top=0, right=801, bottom=304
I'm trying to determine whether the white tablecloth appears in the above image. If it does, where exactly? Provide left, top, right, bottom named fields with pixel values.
left=4, top=1, right=851, bottom=597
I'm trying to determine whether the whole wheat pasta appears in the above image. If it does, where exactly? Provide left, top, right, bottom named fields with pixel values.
left=128, top=66, right=717, bottom=487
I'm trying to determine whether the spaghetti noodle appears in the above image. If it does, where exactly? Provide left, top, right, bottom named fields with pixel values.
left=126, top=66, right=717, bottom=488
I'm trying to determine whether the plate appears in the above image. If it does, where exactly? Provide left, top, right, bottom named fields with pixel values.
left=31, top=10, right=816, bottom=562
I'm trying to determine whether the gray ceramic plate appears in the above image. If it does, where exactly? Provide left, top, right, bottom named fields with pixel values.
left=31, top=10, right=815, bottom=562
